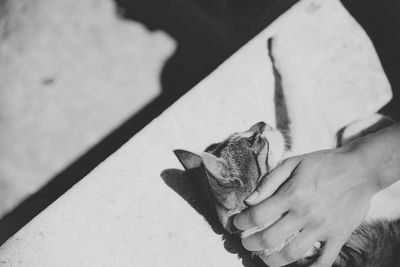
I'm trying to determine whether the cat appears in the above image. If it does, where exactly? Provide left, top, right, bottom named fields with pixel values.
left=174, top=120, right=400, bottom=267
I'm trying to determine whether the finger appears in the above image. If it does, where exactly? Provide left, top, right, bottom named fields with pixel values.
left=310, top=238, right=345, bottom=267
left=245, top=157, right=301, bottom=205
left=242, top=212, right=303, bottom=251
left=260, top=227, right=321, bottom=267
left=234, top=194, right=289, bottom=231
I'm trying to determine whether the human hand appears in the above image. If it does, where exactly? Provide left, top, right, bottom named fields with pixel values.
left=233, top=147, right=380, bottom=267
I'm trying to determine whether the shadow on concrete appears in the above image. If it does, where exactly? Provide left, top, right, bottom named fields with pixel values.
left=161, top=167, right=267, bottom=267
left=1, top=0, right=400, bottom=247
left=0, top=0, right=297, bottom=245
left=114, top=0, right=297, bottom=99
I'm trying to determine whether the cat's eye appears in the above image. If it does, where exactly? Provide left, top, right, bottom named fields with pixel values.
left=247, top=134, right=257, bottom=146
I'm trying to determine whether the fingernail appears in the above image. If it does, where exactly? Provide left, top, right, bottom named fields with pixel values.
left=245, top=191, right=259, bottom=204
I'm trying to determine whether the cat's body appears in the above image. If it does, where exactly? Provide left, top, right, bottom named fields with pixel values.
left=175, top=118, right=400, bottom=267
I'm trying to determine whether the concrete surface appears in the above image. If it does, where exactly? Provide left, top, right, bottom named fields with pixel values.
left=0, top=0, right=394, bottom=266
left=0, top=0, right=175, bottom=217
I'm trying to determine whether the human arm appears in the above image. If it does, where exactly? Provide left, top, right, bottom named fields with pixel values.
left=233, top=122, right=400, bottom=267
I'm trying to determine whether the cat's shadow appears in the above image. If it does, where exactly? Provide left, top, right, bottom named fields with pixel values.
left=161, top=167, right=267, bottom=267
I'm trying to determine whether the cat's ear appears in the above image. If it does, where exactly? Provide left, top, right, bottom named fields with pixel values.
left=201, top=152, right=230, bottom=183
left=173, top=149, right=202, bottom=170
left=202, top=152, right=242, bottom=210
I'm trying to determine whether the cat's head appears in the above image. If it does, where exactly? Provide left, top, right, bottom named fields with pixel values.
left=174, top=121, right=286, bottom=231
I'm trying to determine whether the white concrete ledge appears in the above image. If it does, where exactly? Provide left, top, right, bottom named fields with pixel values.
left=0, top=0, right=392, bottom=266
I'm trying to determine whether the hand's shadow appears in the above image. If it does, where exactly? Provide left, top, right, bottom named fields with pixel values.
left=161, top=167, right=267, bottom=267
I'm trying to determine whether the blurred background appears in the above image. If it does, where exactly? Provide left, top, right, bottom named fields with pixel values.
left=0, top=0, right=399, bottom=244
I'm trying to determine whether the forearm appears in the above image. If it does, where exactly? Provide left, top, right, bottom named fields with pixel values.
left=344, top=122, right=400, bottom=191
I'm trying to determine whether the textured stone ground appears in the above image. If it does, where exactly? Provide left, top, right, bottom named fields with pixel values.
left=0, top=0, right=395, bottom=266
left=0, top=0, right=175, bottom=217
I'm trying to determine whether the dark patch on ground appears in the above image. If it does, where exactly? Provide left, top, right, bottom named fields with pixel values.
left=41, top=77, right=55, bottom=85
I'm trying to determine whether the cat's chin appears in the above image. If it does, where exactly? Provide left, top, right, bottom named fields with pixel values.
left=261, top=127, right=286, bottom=170
left=215, top=204, right=247, bottom=234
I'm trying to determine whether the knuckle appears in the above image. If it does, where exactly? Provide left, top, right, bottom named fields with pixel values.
left=289, top=187, right=305, bottom=203
left=296, top=205, right=311, bottom=218
left=260, top=231, right=275, bottom=249
left=282, top=156, right=299, bottom=167
left=281, top=157, right=291, bottom=165
left=281, top=245, right=302, bottom=262
left=248, top=208, right=263, bottom=226
left=248, top=208, right=258, bottom=225
left=304, top=207, right=318, bottom=221
left=303, top=206, right=323, bottom=225
left=313, top=213, right=327, bottom=228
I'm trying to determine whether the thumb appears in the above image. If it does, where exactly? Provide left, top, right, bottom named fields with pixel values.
left=245, top=157, right=301, bottom=205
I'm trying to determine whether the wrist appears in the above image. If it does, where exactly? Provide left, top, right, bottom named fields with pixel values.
left=337, top=139, right=382, bottom=193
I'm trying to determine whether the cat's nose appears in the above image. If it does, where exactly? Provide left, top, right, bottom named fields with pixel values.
left=249, top=121, right=266, bottom=133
